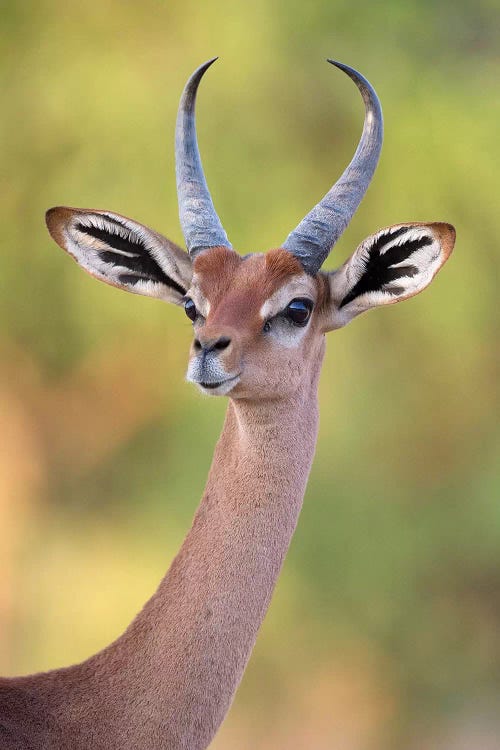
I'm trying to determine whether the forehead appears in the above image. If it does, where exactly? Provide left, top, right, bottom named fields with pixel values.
left=191, top=246, right=314, bottom=311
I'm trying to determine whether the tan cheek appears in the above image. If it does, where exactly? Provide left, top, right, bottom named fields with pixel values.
left=240, top=336, right=305, bottom=395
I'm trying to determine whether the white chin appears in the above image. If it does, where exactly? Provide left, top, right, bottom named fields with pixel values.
left=194, top=376, right=240, bottom=397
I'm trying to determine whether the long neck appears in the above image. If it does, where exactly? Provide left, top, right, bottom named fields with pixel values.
left=7, top=353, right=322, bottom=750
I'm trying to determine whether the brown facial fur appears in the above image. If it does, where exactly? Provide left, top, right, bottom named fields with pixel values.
left=193, top=246, right=305, bottom=324
left=189, top=247, right=326, bottom=399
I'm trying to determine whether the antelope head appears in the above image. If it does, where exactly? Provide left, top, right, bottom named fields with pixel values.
left=46, top=59, right=455, bottom=400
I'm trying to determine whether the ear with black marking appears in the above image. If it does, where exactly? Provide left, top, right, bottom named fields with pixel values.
left=323, top=222, right=455, bottom=330
left=46, top=207, right=192, bottom=304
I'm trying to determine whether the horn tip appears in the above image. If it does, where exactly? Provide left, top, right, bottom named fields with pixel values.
left=203, top=56, right=219, bottom=68
left=189, top=57, right=219, bottom=80
left=326, top=58, right=355, bottom=76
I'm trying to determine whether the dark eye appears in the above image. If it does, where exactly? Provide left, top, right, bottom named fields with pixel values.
left=285, top=298, right=313, bottom=327
left=184, top=297, right=197, bottom=322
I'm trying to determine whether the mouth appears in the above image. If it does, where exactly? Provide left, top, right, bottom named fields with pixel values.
left=195, top=373, right=241, bottom=395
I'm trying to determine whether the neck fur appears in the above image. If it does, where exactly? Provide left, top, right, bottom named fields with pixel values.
left=2, top=345, right=324, bottom=750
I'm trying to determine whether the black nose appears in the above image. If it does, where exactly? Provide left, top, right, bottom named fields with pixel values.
left=194, top=336, right=231, bottom=353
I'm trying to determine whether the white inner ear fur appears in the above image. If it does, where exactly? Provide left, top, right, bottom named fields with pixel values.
left=60, top=211, right=192, bottom=302
left=71, top=214, right=185, bottom=279
left=328, top=225, right=448, bottom=329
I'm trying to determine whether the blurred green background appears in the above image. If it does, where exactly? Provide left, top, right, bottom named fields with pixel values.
left=1, top=1, right=499, bottom=748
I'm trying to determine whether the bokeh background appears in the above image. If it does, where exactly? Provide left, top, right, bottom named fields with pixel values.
left=1, top=2, right=499, bottom=748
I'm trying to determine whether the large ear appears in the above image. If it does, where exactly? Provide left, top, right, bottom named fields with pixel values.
left=45, top=207, right=193, bottom=304
left=323, top=222, right=455, bottom=330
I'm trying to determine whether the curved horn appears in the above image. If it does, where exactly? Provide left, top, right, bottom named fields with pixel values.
left=176, top=58, right=231, bottom=258
left=283, top=60, right=383, bottom=275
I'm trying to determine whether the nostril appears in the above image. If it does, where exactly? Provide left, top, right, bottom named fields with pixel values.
left=214, top=337, right=231, bottom=351
left=194, top=339, right=202, bottom=351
